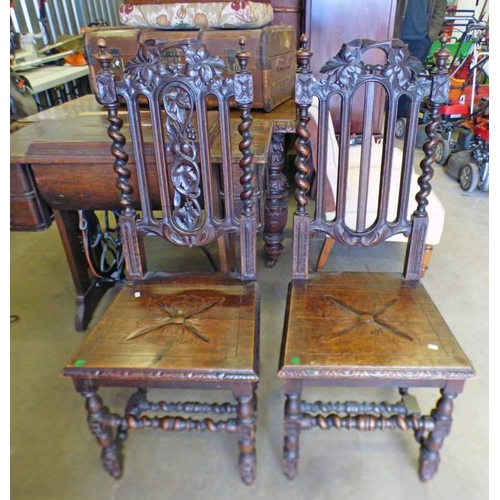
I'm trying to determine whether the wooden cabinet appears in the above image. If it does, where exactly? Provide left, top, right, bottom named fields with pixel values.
left=270, top=0, right=304, bottom=47
left=303, top=0, right=399, bottom=133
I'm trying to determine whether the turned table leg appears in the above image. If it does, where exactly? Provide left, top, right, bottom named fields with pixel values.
left=263, top=130, right=289, bottom=267
left=54, top=210, right=114, bottom=331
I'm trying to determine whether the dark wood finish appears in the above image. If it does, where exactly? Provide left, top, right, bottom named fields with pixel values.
left=263, top=128, right=290, bottom=267
left=277, top=36, right=474, bottom=483
left=303, top=0, right=398, bottom=133
left=62, top=38, right=260, bottom=485
left=53, top=210, right=115, bottom=331
left=280, top=273, right=473, bottom=375
left=10, top=163, right=53, bottom=231
left=270, top=0, right=303, bottom=48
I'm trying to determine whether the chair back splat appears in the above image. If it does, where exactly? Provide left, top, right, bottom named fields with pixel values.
left=293, top=35, right=450, bottom=280
left=278, top=35, right=474, bottom=484
left=63, top=36, right=259, bottom=486
left=95, top=36, right=257, bottom=281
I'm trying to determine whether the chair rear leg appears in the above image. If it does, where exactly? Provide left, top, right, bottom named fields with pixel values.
left=316, top=236, right=336, bottom=272
left=420, top=244, right=434, bottom=277
left=419, top=388, right=458, bottom=482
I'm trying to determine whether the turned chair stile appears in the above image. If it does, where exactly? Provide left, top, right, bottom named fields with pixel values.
left=278, top=34, right=474, bottom=482
left=63, top=36, right=259, bottom=485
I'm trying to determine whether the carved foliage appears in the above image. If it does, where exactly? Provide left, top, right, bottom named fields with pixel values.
left=184, top=42, right=226, bottom=87
left=163, top=86, right=203, bottom=232
left=122, top=40, right=229, bottom=234
left=320, top=40, right=366, bottom=88
left=320, top=39, right=428, bottom=93
left=383, top=42, right=425, bottom=90
left=123, top=40, right=227, bottom=90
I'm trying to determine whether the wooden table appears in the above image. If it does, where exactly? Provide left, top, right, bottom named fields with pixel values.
left=10, top=95, right=296, bottom=331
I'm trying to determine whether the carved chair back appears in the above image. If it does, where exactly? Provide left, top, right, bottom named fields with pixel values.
left=94, top=37, right=256, bottom=281
left=293, top=36, right=450, bottom=280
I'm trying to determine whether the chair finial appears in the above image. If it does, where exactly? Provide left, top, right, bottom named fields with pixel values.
left=435, top=34, right=451, bottom=74
left=96, top=37, right=112, bottom=72
left=236, top=36, right=250, bottom=73
left=297, top=34, right=312, bottom=73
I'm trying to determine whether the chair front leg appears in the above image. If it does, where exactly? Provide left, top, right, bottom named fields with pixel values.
left=234, top=383, right=257, bottom=485
left=283, top=380, right=303, bottom=479
left=419, top=388, right=458, bottom=482
left=75, top=380, right=126, bottom=479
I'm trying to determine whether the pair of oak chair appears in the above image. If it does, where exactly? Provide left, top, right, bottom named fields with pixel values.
left=62, top=34, right=474, bottom=487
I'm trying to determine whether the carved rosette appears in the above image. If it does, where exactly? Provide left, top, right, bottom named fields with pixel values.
left=234, top=73, right=253, bottom=105
left=431, top=73, right=451, bottom=105
left=96, top=73, right=117, bottom=105
left=295, top=73, right=314, bottom=106
left=121, top=294, right=224, bottom=347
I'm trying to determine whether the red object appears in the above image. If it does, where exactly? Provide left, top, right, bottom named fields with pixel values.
left=440, top=103, right=469, bottom=120
left=473, top=122, right=489, bottom=142
left=64, top=52, right=87, bottom=66
left=442, top=5, right=457, bottom=37
left=456, top=84, right=489, bottom=107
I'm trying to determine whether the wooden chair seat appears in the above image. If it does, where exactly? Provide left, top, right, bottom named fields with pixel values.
left=279, top=273, right=473, bottom=380
left=64, top=275, right=259, bottom=383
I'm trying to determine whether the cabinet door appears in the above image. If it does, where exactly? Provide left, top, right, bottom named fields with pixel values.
left=304, top=0, right=398, bottom=133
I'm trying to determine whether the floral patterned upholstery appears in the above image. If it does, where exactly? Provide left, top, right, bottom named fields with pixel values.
left=119, top=2, right=274, bottom=29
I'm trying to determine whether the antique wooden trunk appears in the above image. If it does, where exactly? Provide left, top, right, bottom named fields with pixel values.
left=10, top=163, right=53, bottom=231
left=84, top=25, right=296, bottom=112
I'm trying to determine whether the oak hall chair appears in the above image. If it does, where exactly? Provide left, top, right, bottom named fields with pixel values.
left=63, top=37, right=259, bottom=485
left=278, top=36, right=474, bottom=482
